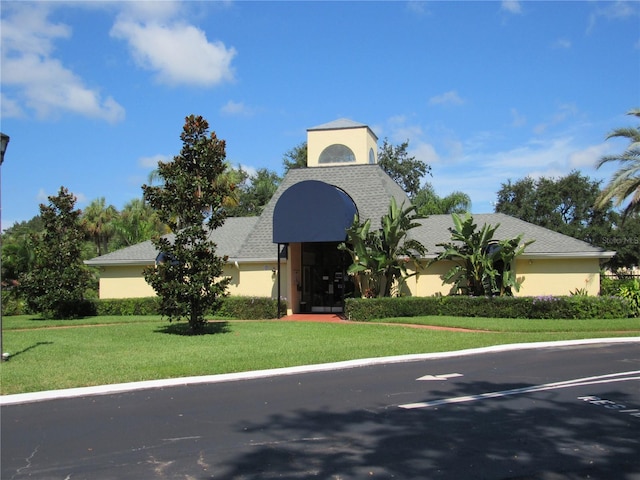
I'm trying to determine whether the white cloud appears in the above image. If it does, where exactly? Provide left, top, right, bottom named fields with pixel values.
left=110, top=16, right=237, bottom=87
left=428, top=90, right=465, bottom=106
left=0, top=4, right=125, bottom=123
left=588, top=1, right=640, bottom=32
left=552, top=38, right=572, bottom=49
left=568, top=142, right=612, bottom=168
left=411, top=141, right=440, bottom=165
left=501, top=1, right=522, bottom=15
left=533, top=103, right=578, bottom=135
left=510, top=108, right=526, bottom=128
left=221, top=100, right=256, bottom=117
left=138, top=154, right=171, bottom=169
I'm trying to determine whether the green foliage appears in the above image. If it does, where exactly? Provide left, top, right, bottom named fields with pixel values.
left=344, top=295, right=636, bottom=321
left=617, top=279, right=640, bottom=316
left=110, top=198, right=168, bottom=250
left=81, top=197, right=118, bottom=256
left=339, top=197, right=427, bottom=298
left=92, top=296, right=278, bottom=319
left=95, top=297, right=161, bottom=316
left=282, top=141, right=308, bottom=173
left=378, top=138, right=431, bottom=198
left=217, top=296, right=279, bottom=319
left=142, top=115, right=232, bottom=333
left=225, top=167, right=282, bottom=217
left=19, top=187, right=93, bottom=319
left=495, top=170, right=613, bottom=240
left=433, top=213, right=533, bottom=296
left=413, top=183, right=471, bottom=215
left=595, top=108, right=640, bottom=219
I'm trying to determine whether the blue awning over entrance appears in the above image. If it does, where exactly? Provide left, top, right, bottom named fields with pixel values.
left=273, top=180, right=357, bottom=243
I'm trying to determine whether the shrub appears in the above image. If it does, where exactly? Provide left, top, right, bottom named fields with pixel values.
left=344, top=295, right=636, bottom=321
left=618, top=280, right=640, bottom=317
left=95, top=297, right=161, bottom=316
left=216, top=296, right=280, bottom=320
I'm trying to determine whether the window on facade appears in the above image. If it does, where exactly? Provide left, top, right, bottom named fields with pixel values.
left=319, top=144, right=356, bottom=164
left=369, top=148, right=375, bottom=164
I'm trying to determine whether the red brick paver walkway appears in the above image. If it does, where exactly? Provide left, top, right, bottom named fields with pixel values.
left=278, top=314, right=487, bottom=332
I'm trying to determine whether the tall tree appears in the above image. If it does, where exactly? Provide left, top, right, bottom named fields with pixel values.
left=494, top=171, right=615, bottom=244
left=378, top=138, right=431, bottom=198
left=142, top=115, right=232, bottom=333
left=81, top=197, right=118, bottom=256
left=227, top=168, right=282, bottom=217
left=20, top=187, right=92, bottom=318
left=414, top=183, right=471, bottom=215
left=339, top=197, right=427, bottom=297
left=282, top=142, right=308, bottom=173
left=595, top=108, right=640, bottom=219
left=110, top=198, right=168, bottom=249
left=1, top=216, right=42, bottom=285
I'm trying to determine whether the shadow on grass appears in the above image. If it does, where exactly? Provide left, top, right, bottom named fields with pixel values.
left=154, top=321, right=231, bottom=336
left=8, top=341, right=54, bottom=359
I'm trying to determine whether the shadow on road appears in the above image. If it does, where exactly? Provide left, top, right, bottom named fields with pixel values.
left=216, top=381, right=639, bottom=479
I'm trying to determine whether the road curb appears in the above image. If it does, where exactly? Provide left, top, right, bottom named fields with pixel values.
left=2, top=337, right=638, bottom=406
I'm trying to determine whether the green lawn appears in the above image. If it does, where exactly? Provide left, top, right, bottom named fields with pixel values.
left=1, top=315, right=638, bottom=395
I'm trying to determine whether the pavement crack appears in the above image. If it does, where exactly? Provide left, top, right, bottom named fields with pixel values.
left=11, top=445, right=39, bottom=480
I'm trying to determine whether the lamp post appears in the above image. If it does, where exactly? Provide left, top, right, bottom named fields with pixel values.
left=1, top=132, right=10, bottom=361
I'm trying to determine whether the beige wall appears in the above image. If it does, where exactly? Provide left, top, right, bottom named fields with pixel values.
left=404, top=257, right=602, bottom=297
left=514, top=257, right=601, bottom=296
left=307, top=126, right=377, bottom=167
left=99, top=262, right=289, bottom=303
left=98, top=256, right=602, bottom=301
left=98, top=265, right=157, bottom=299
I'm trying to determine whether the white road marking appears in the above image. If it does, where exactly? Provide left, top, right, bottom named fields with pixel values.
left=399, top=370, right=640, bottom=409
left=417, top=373, right=463, bottom=381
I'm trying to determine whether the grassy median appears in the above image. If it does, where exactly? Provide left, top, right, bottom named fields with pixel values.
left=1, top=315, right=638, bottom=395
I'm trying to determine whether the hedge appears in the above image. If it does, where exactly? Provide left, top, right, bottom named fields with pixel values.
left=344, top=295, right=636, bottom=321
left=91, top=296, right=280, bottom=320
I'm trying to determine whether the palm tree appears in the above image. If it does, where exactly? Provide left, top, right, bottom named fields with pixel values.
left=595, top=108, right=640, bottom=219
left=111, top=198, right=168, bottom=249
left=81, top=198, right=118, bottom=256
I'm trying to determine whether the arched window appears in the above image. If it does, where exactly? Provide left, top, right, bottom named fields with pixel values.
left=319, top=144, right=356, bottom=164
left=369, top=147, right=375, bottom=164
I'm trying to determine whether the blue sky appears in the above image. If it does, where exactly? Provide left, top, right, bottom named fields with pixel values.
left=1, top=1, right=639, bottom=229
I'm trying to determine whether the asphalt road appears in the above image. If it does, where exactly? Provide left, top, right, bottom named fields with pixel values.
left=2, top=340, right=639, bottom=480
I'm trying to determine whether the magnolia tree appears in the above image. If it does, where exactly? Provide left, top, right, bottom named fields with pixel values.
left=433, top=213, right=533, bottom=296
left=339, top=197, right=427, bottom=297
left=20, top=187, right=92, bottom=318
left=142, top=115, right=232, bottom=333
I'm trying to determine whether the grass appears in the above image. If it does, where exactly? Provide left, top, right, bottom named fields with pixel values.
left=1, top=315, right=638, bottom=395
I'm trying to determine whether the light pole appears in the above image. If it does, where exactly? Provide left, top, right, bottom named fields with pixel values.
left=1, top=132, right=10, bottom=361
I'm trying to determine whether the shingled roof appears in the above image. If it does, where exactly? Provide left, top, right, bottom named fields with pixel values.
left=410, top=213, right=615, bottom=259
left=86, top=166, right=614, bottom=266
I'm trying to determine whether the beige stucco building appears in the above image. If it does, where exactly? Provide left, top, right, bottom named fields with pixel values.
left=86, top=119, right=616, bottom=314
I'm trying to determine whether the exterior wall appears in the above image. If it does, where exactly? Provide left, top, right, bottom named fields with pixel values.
left=307, top=127, right=377, bottom=167
left=225, top=262, right=287, bottom=300
left=98, top=265, right=156, bottom=299
left=513, top=258, right=601, bottom=296
left=99, top=262, right=288, bottom=301
left=404, top=257, right=602, bottom=297
left=99, top=257, right=602, bottom=301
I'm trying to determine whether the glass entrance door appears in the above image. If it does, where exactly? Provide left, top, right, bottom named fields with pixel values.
left=301, top=242, right=353, bottom=313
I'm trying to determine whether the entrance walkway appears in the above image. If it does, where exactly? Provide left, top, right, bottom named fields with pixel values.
left=278, top=314, right=487, bottom=332
left=279, top=314, right=345, bottom=323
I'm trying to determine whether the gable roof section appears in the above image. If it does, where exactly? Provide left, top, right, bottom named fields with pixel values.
left=235, top=164, right=411, bottom=260
left=410, top=213, right=615, bottom=259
